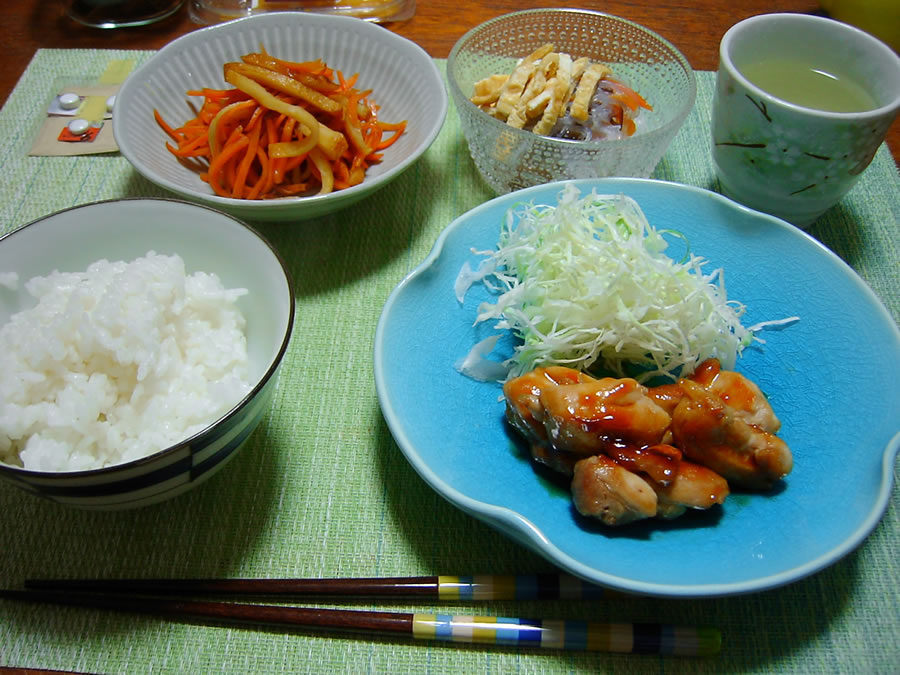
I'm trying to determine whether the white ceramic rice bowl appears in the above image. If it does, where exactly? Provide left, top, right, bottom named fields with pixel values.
left=0, top=199, right=294, bottom=509
left=114, top=12, right=447, bottom=222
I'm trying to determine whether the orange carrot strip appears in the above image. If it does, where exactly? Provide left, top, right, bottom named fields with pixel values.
left=207, top=135, right=250, bottom=197
left=333, top=158, right=350, bottom=188
left=154, top=109, right=183, bottom=143
left=604, top=78, right=653, bottom=111
left=342, top=91, right=372, bottom=156
left=246, top=104, right=265, bottom=132
left=233, top=120, right=262, bottom=199
left=208, top=100, right=256, bottom=156
left=198, top=102, right=223, bottom=126
left=271, top=56, right=330, bottom=76
left=282, top=155, right=306, bottom=172
left=155, top=48, right=407, bottom=200
left=360, top=121, right=382, bottom=152
left=220, top=126, right=246, bottom=192
left=375, top=120, right=406, bottom=150
left=167, top=133, right=210, bottom=157
left=245, top=147, right=270, bottom=200
left=271, top=116, right=297, bottom=184
left=264, top=114, right=283, bottom=186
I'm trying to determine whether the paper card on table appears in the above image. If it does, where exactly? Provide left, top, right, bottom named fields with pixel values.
left=29, top=84, right=120, bottom=156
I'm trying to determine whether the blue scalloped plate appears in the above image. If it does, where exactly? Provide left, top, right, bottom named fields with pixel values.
left=374, top=178, right=900, bottom=598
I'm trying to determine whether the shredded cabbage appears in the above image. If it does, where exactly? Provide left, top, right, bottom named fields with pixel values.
left=456, top=184, right=796, bottom=383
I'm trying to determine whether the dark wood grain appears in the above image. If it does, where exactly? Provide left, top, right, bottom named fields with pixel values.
left=0, top=588, right=720, bottom=655
left=0, top=589, right=415, bottom=634
left=25, top=575, right=442, bottom=597
left=0, top=0, right=896, bottom=160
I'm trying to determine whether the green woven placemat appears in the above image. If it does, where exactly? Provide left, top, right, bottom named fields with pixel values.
left=1, top=49, right=898, bottom=675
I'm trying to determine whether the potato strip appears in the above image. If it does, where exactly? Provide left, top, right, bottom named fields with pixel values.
left=227, top=62, right=341, bottom=114
left=224, top=69, right=321, bottom=154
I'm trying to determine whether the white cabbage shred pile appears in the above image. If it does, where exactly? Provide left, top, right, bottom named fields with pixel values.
left=455, top=184, right=796, bottom=383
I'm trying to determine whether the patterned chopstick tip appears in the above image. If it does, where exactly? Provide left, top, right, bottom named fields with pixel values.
left=436, top=574, right=612, bottom=601
left=411, top=614, right=721, bottom=656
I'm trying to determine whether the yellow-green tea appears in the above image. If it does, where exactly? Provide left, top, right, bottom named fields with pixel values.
left=739, top=58, right=879, bottom=113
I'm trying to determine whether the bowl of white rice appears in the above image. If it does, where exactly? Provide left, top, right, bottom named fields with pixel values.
left=0, top=199, right=294, bottom=509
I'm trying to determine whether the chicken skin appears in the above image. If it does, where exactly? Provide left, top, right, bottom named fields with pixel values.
left=503, top=358, right=790, bottom=526
left=687, top=358, right=781, bottom=433
left=571, top=453, right=729, bottom=525
left=503, top=366, right=595, bottom=446
left=539, top=377, right=672, bottom=453
left=505, top=369, right=679, bottom=488
left=653, top=458, right=730, bottom=517
left=670, top=379, right=792, bottom=489
left=572, top=454, right=658, bottom=526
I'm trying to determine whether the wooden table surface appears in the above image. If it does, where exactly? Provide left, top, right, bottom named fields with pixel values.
left=1, top=0, right=897, bottom=162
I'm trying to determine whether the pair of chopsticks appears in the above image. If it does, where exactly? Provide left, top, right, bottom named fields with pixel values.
left=0, top=574, right=721, bottom=656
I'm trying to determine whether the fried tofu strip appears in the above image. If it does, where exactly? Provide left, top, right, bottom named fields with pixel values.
left=494, top=43, right=555, bottom=119
left=570, top=62, right=611, bottom=121
left=471, top=74, right=509, bottom=107
left=507, top=52, right=559, bottom=129
left=532, top=53, right=574, bottom=135
left=471, top=44, right=646, bottom=139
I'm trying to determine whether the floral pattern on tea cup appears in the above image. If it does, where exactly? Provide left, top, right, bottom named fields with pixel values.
left=710, top=13, right=900, bottom=228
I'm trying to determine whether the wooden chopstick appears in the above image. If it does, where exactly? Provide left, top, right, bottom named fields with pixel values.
left=0, top=589, right=721, bottom=656
left=24, top=574, right=621, bottom=601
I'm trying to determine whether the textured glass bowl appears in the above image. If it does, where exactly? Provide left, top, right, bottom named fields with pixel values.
left=447, top=9, right=696, bottom=193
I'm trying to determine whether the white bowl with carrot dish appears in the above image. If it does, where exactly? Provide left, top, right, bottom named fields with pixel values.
left=114, top=12, right=447, bottom=222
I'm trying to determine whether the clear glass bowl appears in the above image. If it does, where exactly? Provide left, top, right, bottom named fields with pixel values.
left=67, top=0, right=185, bottom=28
left=188, top=0, right=415, bottom=24
left=447, top=9, right=696, bottom=194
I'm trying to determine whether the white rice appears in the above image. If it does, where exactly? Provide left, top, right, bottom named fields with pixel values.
left=0, top=252, right=251, bottom=472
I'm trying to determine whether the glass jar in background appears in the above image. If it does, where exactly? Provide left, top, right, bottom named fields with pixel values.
left=188, top=0, right=415, bottom=25
left=67, top=0, right=186, bottom=29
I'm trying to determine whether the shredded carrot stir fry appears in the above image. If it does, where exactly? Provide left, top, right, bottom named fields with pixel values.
left=154, top=49, right=407, bottom=200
